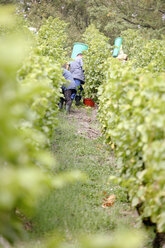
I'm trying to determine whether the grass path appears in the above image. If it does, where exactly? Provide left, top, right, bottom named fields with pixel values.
left=29, top=107, right=139, bottom=243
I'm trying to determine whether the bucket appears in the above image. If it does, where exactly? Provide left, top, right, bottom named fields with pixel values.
left=83, top=98, right=95, bottom=107
left=71, top=42, right=88, bottom=59
left=112, top=37, right=122, bottom=57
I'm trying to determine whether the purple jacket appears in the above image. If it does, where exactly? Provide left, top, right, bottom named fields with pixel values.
left=62, top=69, right=77, bottom=91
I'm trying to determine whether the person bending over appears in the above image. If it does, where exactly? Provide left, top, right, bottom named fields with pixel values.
left=59, top=65, right=77, bottom=113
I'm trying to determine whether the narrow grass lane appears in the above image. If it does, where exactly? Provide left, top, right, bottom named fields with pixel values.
left=30, top=107, right=137, bottom=241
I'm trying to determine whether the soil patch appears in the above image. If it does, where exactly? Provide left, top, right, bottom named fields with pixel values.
left=68, top=107, right=101, bottom=139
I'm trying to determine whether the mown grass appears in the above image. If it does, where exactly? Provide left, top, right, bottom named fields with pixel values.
left=28, top=109, right=137, bottom=242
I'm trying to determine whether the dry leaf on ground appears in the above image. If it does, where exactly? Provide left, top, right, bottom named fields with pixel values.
left=102, top=194, right=116, bottom=208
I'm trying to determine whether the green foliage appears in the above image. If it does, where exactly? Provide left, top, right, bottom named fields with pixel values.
left=17, top=230, right=145, bottom=248
left=0, top=9, right=84, bottom=244
left=17, top=0, right=165, bottom=43
left=36, top=17, right=68, bottom=62
left=20, top=1, right=58, bottom=29
left=18, top=17, right=68, bottom=142
left=87, top=0, right=165, bottom=41
left=83, top=25, right=111, bottom=101
left=98, top=49, right=165, bottom=232
left=122, top=29, right=165, bottom=72
left=98, top=30, right=165, bottom=232
left=0, top=10, right=54, bottom=242
left=78, top=230, right=145, bottom=248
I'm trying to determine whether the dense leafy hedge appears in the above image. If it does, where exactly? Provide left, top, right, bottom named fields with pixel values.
left=0, top=11, right=82, bottom=243
left=18, top=17, right=68, bottom=143
left=83, top=25, right=111, bottom=102
left=0, top=13, right=54, bottom=242
left=122, top=29, right=165, bottom=72
left=98, top=30, right=165, bottom=233
left=36, top=17, right=68, bottom=62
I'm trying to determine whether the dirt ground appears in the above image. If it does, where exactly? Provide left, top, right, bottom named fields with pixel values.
left=68, top=106, right=101, bottom=139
